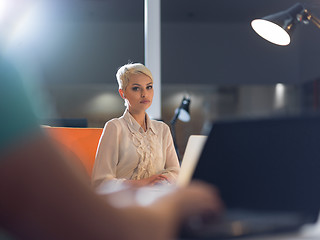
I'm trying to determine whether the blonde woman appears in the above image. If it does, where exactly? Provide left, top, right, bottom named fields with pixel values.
left=92, top=63, right=180, bottom=188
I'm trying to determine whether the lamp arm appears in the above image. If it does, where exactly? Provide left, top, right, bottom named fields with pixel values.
left=310, top=14, right=320, bottom=29
left=304, top=9, right=320, bottom=29
left=169, top=110, right=181, bottom=164
left=170, top=108, right=180, bottom=125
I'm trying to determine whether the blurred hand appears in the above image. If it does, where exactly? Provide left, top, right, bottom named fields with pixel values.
left=171, top=181, right=224, bottom=220
left=102, top=180, right=224, bottom=240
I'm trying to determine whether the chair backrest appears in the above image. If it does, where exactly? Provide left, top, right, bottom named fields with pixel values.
left=44, top=127, right=103, bottom=177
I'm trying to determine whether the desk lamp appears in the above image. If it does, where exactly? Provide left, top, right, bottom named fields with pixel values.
left=251, top=3, right=320, bottom=46
left=170, top=96, right=191, bottom=163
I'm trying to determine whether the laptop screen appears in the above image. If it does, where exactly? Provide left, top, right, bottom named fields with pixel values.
left=193, top=115, right=320, bottom=223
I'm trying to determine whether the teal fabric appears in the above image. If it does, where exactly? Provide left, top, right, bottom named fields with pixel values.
left=0, top=58, right=32, bottom=240
left=0, top=228, right=15, bottom=240
left=0, top=57, right=39, bottom=153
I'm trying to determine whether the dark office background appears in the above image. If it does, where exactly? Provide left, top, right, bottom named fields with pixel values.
left=3, top=0, right=320, bottom=152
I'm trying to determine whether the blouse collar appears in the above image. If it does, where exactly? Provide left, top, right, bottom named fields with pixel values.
left=122, top=109, right=157, bottom=135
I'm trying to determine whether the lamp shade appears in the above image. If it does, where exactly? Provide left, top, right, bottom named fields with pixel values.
left=251, top=3, right=305, bottom=46
left=175, top=97, right=190, bottom=122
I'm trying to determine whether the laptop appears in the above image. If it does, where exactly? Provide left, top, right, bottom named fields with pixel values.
left=180, top=115, right=320, bottom=239
left=177, top=135, right=208, bottom=187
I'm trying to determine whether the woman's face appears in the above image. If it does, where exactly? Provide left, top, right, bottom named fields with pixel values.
left=120, top=73, right=154, bottom=114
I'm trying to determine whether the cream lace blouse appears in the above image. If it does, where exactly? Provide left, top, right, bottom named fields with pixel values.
left=91, top=109, right=180, bottom=188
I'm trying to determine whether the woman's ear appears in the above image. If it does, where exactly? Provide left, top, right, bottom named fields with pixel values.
left=119, top=89, right=125, bottom=99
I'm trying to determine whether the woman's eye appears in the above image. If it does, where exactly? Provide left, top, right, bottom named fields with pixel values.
left=147, top=86, right=153, bottom=90
left=132, top=87, right=139, bottom=91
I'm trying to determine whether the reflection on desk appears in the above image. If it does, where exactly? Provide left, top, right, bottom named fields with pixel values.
left=179, top=220, right=320, bottom=240
left=236, top=221, right=320, bottom=240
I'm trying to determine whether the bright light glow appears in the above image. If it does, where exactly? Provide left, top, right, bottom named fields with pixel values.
left=5, top=2, right=39, bottom=50
left=275, top=83, right=285, bottom=109
left=251, top=19, right=290, bottom=46
left=0, top=0, right=7, bottom=23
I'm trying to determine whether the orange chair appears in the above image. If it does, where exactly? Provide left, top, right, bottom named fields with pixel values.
left=44, top=127, right=103, bottom=177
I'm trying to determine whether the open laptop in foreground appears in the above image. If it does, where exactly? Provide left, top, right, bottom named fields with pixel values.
left=180, top=115, right=320, bottom=239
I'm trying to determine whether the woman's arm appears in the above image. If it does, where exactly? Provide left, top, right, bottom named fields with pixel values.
left=91, top=121, right=126, bottom=188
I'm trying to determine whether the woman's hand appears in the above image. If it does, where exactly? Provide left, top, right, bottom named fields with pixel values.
left=174, top=181, right=224, bottom=219
left=147, top=174, right=170, bottom=185
left=126, top=174, right=169, bottom=187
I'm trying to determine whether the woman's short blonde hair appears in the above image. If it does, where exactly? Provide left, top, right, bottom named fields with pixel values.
left=116, top=63, right=153, bottom=90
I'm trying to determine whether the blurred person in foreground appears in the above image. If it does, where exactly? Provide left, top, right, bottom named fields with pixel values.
left=0, top=57, right=223, bottom=239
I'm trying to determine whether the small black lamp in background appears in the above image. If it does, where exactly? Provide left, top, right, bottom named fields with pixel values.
left=251, top=3, right=320, bottom=46
left=170, top=96, right=191, bottom=164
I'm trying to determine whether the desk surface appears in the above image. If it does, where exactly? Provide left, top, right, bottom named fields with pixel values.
left=242, top=222, right=320, bottom=240
left=241, top=234, right=318, bottom=240
left=180, top=233, right=320, bottom=240
left=180, top=222, right=320, bottom=240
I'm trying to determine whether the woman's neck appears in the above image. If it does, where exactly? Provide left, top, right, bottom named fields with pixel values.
left=128, top=110, right=146, bottom=130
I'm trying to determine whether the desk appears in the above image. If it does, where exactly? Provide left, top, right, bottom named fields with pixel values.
left=241, top=234, right=318, bottom=240
left=180, top=222, right=320, bottom=240
left=180, top=233, right=320, bottom=240
left=232, top=222, right=320, bottom=240
left=241, top=221, right=320, bottom=240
